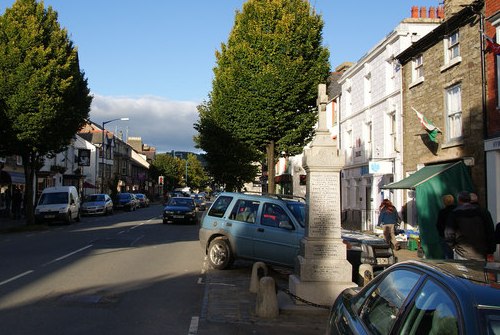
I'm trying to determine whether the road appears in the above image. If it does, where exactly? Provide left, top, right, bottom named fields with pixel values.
left=0, top=204, right=206, bottom=335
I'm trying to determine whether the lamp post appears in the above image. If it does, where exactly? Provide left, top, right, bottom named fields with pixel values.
left=101, top=117, right=129, bottom=193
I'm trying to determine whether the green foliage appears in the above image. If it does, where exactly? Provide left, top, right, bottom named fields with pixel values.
left=185, top=153, right=209, bottom=191
left=151, top=153, right=184, bottom=190
left=0, top=0, right=92, bottom=224
left=195, top=0, right=329, bottom=190
left=212, top=0, right=329, bottom=155
left=0, top=0, right=92, bottom=157
left=194, top=101, right=260, bottom=191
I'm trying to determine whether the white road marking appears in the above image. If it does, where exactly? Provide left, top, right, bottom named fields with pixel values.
left=0, top=270, right=34, bottom=286
left=188, top=316, right=199, bottom=335
left=43, top=244, right=93, bottom=266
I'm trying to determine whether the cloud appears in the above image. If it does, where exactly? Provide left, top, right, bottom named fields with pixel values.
left=90, top=94, right=202, bottom=154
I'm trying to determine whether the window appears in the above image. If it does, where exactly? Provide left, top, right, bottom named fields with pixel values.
left=389, top=112, right=397, bottom=153
left=412, top=55, right=424, bottom=82
left=358, top=269, right=421, bottom=334
left=207, top=195, right=233, bottom=218
left=447, top=30, right=460, bottom=62
left=364, top=72, right=372, bottom=106
left=445, top=84, right=462, bottom=141
left=365, top=121, right=373, bottom=158
left=230, top=199, right=258, bottom=223
left=261, top=203, right=290, bottom=228
left=400, top=279, right=459, bottom=335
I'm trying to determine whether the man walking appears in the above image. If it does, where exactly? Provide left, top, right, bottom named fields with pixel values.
left=445, top=191, right=496, bottom=261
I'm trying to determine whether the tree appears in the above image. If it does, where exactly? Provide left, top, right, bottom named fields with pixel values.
left=0, top=0, right=92, bottom=224
left=185, top=153, right=209, bottom=191
left=194, top=101, right=260, bottom=191
left=150, top=153, right=183, bottom=191
left=203, top=0, right=330, bottom=193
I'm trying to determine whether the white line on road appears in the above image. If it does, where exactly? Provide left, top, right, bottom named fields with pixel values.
left=0, top=270, right=34, bottom=287
left=188, top=316, right=199, bottom=335
left=43, top=244, right=93, bottom=266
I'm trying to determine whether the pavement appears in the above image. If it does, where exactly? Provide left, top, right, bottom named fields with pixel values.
left=198, top=247, right=421, bottom=334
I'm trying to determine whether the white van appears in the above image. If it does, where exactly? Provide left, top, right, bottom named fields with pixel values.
left=35, top=186, right=81, bottom=224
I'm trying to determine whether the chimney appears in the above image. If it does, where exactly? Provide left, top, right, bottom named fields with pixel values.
left=411, top=6, right=419, bottom=18
left=437, top=5, right=445, bottom=18
left=420, top=6, right=428, bottom=18
left=429, top=6, right=436, bottom=18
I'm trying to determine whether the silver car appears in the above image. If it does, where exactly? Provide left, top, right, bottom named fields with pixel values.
left=81, top=194, right=113, bottom=216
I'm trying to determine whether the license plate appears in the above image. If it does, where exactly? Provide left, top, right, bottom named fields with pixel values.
left=45, top=215, right=56, bottom=219
left=173, top=215, right=184, bottom=219
left=377, top=258, right=389, bottom=265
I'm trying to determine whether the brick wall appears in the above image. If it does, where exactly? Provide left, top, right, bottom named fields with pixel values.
left=401, top=16, right=486, bottom=200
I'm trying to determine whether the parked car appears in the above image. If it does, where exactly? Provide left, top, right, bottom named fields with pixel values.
left=34, top=186, right=81, bottom=224
left=135, top=193, right=150, bottom=208
left=326, top=259, right=500, bottom=334
left=199, top=192, right=395, bottom=274
left=163, top=197, right=197, bottom=224
left=81, top=193, right=113, bottom=216
left=115, top=193, right=138, bottom=211
left=193, top=194, right=207, bottom=211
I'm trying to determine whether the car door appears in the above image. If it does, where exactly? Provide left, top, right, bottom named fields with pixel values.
left=225, top=199, right=260, bottom=259
left=253, top=202, right=302, bottom=267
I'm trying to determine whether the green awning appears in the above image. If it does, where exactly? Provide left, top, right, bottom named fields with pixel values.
left=382, top=162, right=462, bottom=190
left=382, top=160, right=474, bottom=260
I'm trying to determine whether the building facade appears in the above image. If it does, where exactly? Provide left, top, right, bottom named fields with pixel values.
left=338, top=7, right=441, bottom=231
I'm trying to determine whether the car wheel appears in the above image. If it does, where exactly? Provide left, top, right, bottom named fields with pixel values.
left=208, top=237, right=233, bottom=270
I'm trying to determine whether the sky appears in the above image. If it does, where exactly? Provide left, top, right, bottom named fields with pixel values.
left=1, top=0, right=442, bottom=154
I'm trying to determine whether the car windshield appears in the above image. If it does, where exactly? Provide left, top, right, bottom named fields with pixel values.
left=38, top=192, right=68, bottom=205
left=287, top=202, right=305, bottom=227
left=118, top=194, right=130, bottom=199
left=169, top=198, right=192, bottom=206
left=87, top=195, right=104, bottom=202
left=136, top=194, right=144, bottom=199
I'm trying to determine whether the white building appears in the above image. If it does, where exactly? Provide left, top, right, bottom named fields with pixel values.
left=337, top=10, right=440, bottom=231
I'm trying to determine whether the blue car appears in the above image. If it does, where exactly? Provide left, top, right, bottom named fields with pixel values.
left=163, top=197, right=197, bottom=224
left=199, top=192, right=396, bottom=276
left=326, top=259, right=500, bottom=334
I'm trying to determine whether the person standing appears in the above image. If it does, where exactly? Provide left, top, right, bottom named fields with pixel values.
left=436, top=194, right=455, bottom=259
left=11, top=186, right=22, bottom=220
left=445, top=191, right=496, bottom=261
left=377, top=199, right=400, bottom=250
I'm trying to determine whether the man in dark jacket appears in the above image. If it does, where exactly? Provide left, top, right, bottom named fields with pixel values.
left=445, top=191, right=496, bottom=261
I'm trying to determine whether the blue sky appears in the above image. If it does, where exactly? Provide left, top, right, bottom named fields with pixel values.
left=1, top=0, right=441, bottom=153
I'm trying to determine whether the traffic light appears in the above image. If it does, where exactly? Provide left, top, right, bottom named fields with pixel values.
left=158, top=176, right=164, bottom=185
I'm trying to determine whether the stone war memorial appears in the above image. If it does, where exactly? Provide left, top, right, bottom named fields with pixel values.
left=289, top=84, right=356, bottom=306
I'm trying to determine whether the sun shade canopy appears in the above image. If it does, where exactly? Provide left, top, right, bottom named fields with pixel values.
left=382, top=162, right=462, bottom=190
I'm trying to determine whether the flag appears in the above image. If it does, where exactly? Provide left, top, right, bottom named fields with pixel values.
left=483, top=33, right=500, bottom=55
left=412, top=107, right=442, bottom=143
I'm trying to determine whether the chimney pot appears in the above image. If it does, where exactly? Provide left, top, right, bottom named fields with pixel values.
left=411, top=6, right=419, bottom=18
left=420, top=6, right=427, bottom=18
left=437, top=6, right=445, bottom=19
left=429, top=6, right=436, bottom=18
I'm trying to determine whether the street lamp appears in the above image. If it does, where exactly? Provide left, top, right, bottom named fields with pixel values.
left=101, top=117, right=129, bottom=193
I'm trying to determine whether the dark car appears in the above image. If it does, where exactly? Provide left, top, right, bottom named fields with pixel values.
left=192, top=194, right=207, bottom=211
left=81, top=193, right=113, bottom=216
left=326, top=259, right=500, bottom=335
left=115, top=193, right=138, bottom=211
left=163, top=197, right=197, bottom=224
left=135, top=193, right=150, bottom=208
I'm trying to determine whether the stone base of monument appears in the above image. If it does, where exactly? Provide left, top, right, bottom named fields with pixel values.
left=288, top=256, right=357, bottom=306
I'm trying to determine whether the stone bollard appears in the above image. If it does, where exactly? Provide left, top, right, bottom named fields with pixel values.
left=255, top=276, right=279, bottom=318
left=249, top=262, right=268, bottom=293
left=359, top=264, right=373, bottom=287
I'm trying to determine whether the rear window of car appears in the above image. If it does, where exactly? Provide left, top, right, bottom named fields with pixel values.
left=168, top=198, right=193, bottom=206
left=208, top=196, right=233, bottom=218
